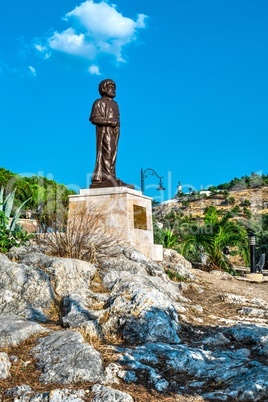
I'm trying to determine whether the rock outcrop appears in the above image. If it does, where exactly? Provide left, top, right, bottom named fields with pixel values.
left=1, top=243, right=268, bottom=401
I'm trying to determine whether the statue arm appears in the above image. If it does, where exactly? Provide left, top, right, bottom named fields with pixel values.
left=91, top=116, right=117, bottom=127
left=89, top=99, right=118, bottom=127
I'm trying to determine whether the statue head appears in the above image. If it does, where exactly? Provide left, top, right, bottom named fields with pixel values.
left=98, top=79, right=116, bottom=97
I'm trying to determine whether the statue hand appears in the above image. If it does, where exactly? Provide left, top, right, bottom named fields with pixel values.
left=108, top=120, right=118, bottom=127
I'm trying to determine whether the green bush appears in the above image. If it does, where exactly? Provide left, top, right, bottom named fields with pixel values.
left=0, top=187, right=32, bottom=252
left=0, top=225, right=32, bottom=253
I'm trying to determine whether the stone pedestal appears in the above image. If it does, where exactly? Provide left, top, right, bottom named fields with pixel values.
left=68, top=187, right=163, bottom=261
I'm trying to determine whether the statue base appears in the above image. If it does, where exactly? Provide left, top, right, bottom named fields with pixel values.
left=68, top=187, right=163, bottom=261
left=90, top=178, right=134, bottom=189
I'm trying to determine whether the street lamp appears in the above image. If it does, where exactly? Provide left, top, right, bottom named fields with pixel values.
left=141, top=168, right=165, bottom=194
left=248, top=232, right=256, bottom=273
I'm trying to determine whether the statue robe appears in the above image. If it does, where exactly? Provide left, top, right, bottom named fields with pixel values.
left=89, top=96, right=120, bottom=182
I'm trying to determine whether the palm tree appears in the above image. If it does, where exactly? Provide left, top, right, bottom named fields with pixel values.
left=162, top=228, right=179, bottom=249
left=181, top=206, right=249, bottom=272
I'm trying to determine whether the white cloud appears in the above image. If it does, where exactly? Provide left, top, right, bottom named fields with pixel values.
left=136, top=14, right=147, bottom=29
left=34, top=44, right=51, bottom=59
left=48, top=28, right=97, bottom=59
left=66, top=1, right=138, bottom=39
left=29, top=65, right=36, bottom=76
left=35, top=44, right=46, bottom=53
left=42, top=0, right=147, bottom=64
left=88, top=64, right=101, bottom=75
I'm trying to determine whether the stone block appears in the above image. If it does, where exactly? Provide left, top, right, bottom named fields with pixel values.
left=245, top=273, right=263, bottom=282
left=68, top=187, right=163, bottom=261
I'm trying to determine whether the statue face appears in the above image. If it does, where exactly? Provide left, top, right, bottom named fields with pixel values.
left=105, top=83, right=116, bottom=98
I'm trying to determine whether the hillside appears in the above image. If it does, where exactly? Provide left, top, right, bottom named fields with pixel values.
left=153, top=186, right=268, bottom=271
left=155, top=186, right=268, bottom=222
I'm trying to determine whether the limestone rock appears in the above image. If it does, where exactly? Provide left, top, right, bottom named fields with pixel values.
left=5, top=385, right=85, bottom=401
left=7, top=251, right=96, bottom=298
left=2, top=244, right=268, bottom=401
left=118, top=341, right=268, bottom=400
left=99, top=284, right=180, bottom=344
left=31, top=330, right=103, bottom=384
left=0, top=352, right=11, bottom=379
left=100, top=246, right=166, bottom=279
left=60, top=293, right=100, bottom=328
left=0, top=315, right=49, bottom=347
left=0, top=254, right=54, bottom=321
left=91, top=384, right=133, bottom=402
left=161, top=248, right=193, bottom=276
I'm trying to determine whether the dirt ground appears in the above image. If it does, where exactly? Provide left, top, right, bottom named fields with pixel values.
left=179, top=269, right=268, bottom=330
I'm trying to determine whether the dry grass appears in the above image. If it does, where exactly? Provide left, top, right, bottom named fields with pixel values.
left=36, top=203, right=123, bottom=263
left=0, top=334, right=47, bottom=398
left=43, top=299, right=62, bottom=325
left=90, top=270, right=110, bottom=294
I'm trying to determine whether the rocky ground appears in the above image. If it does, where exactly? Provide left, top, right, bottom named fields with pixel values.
left=0, top=243, right=268, bottom=402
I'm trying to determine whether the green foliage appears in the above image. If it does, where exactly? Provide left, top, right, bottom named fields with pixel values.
left=153, top=220, right=180, bottom=250
left=165, top=268, right=187, bottom=282
left=0, top=186, right=32, bottom=252
left=242, top=207, right=252, bottom=220
left=254, top=214, right=268, bottom=270
left=230, top=205, right=241, bottom=216
left=208, top=188, right=218, bottom=197
left=0, top=186, right=15, bottom=218
left=222, top=190, right=230, bottom=199
left=0, top=226, right=32, bottom=253
left=241, top=199, right=251, bottom=207
left=180, top=206, right=249, bottom=272
left=0, top=186, right=31, bottom=231
left=181, top=200, right=189, bottom=208
left=157, top=171, right=268, bottom=272
left=0, top=211, right=8, bottom=227
left=162, top=228, right=179, bottom=249
left=153, top=217, right=165, bottom=245
left=0, top=168, right=75, bottom=232
left=210, top=172, right=268, bottom=191
left=0, top=168, right=15, bottom=188
left=228, top=196, right=236, bottom=205
left=262, top=214, right=268, bottom=229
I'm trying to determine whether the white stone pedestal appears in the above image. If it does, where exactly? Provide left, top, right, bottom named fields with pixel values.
left=68, top=187, right=163, bottom=261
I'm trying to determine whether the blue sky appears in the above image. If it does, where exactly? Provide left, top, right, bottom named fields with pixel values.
left=0, top=0, right=267, bottom=202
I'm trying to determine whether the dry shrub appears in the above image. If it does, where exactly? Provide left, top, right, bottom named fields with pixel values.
left=36, top=203, right=123, bottom=263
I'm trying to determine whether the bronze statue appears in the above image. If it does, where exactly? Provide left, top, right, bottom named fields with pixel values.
left=89, top=79, right=133, bottom=188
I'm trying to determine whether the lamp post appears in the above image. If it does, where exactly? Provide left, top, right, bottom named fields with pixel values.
left=141, top=168, right=165, bottom=194
left=248, top=232, right=256, bottom=273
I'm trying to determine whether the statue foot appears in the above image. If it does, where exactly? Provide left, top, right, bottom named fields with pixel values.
left=90, top=178, right=134, bottom=189
left=116, top=179, right=134, bottom=189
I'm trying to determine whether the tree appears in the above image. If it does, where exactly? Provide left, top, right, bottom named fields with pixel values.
left=243, top=207, right=252, bottom=220
left=181, top=206, right=249, bottom=272
left=0, top=169, right=75, bottom=219
left=228, top=196, right=236, bottom=205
